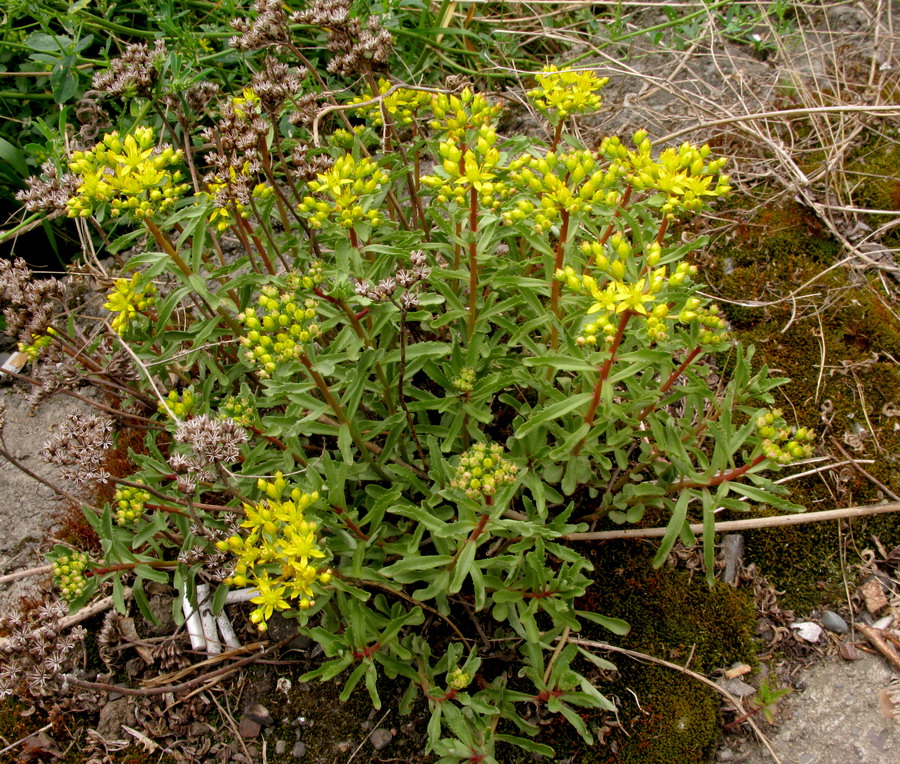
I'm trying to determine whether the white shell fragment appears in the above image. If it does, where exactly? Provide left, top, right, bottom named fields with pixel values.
left=791, top=621, right=823, bottom=643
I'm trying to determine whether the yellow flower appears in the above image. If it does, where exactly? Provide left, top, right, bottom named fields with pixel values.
left=527, top=65, right=609, bottom=122
left=613, top=279, right=655, bottom=315
left=66, top=128, right=188, bottom=220
left=223, top=482, right=331, bottom=630
left=349, top=78, right=430, bottom=126
left=298, top=155, right=389, bottom=229
left=103, top=273, right=157, bottom=335
left=587, top=283, right=619, bottom=315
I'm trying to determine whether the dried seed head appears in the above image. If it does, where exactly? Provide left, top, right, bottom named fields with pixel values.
left=92, top=40, right=167, bottom=98
left=42, top=413, right=114, bottom=486
left=175, top=414, right=248, bottom=466
left=251, top=55, right=306, bottom=114
left=230, top=0, right=290, bottom=50
left=16, top=162, right=80, bottom=214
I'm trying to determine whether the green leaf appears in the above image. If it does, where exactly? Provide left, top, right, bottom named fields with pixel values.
left=514, top=394, right=592, bottom=439
left=576, top=610, right=630, bottom=635
left=522, top=355, right=597, bottom=372
left=131, top=577, right=158, bottom=625
left=0, top=138, right=27, bottom=178
left=449, top=541, right=476, bottom=594
left=112, top=574, right=128, bottom=614
left=380, top=555, right=453, bottom=580
left=652, top=491, right=691, bottom=568
left=212, top=582, right=230, bottom=616
left=493, top=735, right=554, bottom=757
left=50, top=55, right=78, bottom=104
left=135, top=564, right=170, bottom=585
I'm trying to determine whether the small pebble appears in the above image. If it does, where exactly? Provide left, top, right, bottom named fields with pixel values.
left=717, top=749, right=735, bottom=762
left=820, top=610, right=849, bottom=634
left=275, top=740, right=287, bottom=756
left=238, top=717, right=261, bottom=739
left=335, top=740, right=353, bottom=754
left=244, top=702, right=274, bottom=727
left=839, top=643, right=862, bottom=661
left=292, top=741, right=307, bottom=758
left=791, top=621, right=822, bottom=643
left=370, top=728, right=393, bottom=751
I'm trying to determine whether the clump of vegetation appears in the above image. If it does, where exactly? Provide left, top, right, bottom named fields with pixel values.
left=0, top=2, right=823, bottom=760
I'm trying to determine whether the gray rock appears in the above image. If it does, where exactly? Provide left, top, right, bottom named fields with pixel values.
left=717, top=749, right=735, bottom=762
left=820, top=611, right=849, bottom=634
left=721, top=534, right=744, bottom=585
left=97, top=698, right=132, bottom=739
left=244, top=702, right=274, bottom=727
left=275, top=740, right=287, bottom=755
left=716, top=677, right=757, bottom=697
left=292, top=741, right=307, bottom=758
left=370, top=728, right=393, bottom=751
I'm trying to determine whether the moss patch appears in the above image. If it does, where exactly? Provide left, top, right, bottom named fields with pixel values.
left=705, top=194, right=900, bottom=611
left=492, top=542, right=756, bottom=763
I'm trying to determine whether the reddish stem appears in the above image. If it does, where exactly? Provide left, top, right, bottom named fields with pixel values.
left=670, top=453, right=767, bottom=492
left=637, top=346, right=703, bottom=422
left=331, top=504, right=370, bottom=542
left=656, top=216, right=669, bottom=245
left=584, top=310, right=633, bottom=427
left=550, top=121, right=564, bottom=152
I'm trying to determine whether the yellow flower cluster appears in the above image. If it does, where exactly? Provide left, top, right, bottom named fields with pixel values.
left=66, top=127, right=188, bottom=219
left=451, top=366, right=477, bottom=393
left=114, top=481, right=151, bottom=526
left=447, top=667, right=471, bottom=690
left=349, top=78, right=430, bottom=126
left=202, top=164, right=274, bottom=232
left=219, top=394, right=257, bottom=428
left=429, top=88, right=503, bottom=140
left=18, top=328, right=54, bottom=360
left=526, top=65, right=609, bottom=122
left=238, top=270, right=322, bottom=378
left=601, top=132, right=731, bottom=216
left=679, top=302, right=729, bottom=345
left=420, top=126, right=508, bottom=208
left=52, top=550, right=89, bottom=602
left=218, top=473, right=331, bottom=630
left=103, top=273, right=157, bottom=335
left=159, top=388, right=195, bottom=419
left=450, top=442, right=518, bottom=501
left=504, top=149, right=623, bottom=233
left=298, top=154, right=389, bottom=229
left=755, top=409, right=816, bottom=465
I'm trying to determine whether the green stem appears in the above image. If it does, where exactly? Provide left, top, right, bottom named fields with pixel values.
left=467, top=185, right=479, bottom=343
left=548, top=210, right=570, bottom=351
left=299, top=354, right=390, bottom=480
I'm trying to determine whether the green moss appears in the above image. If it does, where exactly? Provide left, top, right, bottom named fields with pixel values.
left=703, top=194, right=900, bottom=611
left=496, top=542, right=756, bottom=763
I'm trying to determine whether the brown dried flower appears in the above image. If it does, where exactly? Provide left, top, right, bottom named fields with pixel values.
left=42, top=413, right=115, bottom=486
left=174, top=414, right=248, bottom=466
left=230, top=0, right=291, bottom=50
left=92, top=40, right=167, bottom=98
left=16, top=162, right=80, bottom=214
